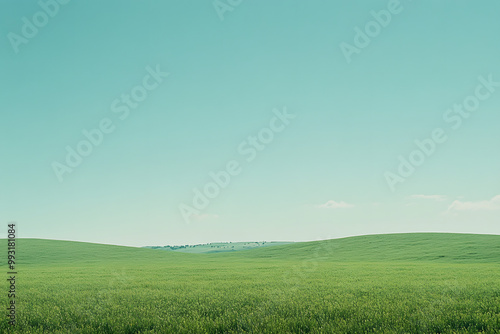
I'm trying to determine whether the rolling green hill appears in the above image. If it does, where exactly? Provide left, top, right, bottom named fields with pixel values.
left=3, top=233, right=499, bottom=266
left=228, top=232, right=500, bottom=263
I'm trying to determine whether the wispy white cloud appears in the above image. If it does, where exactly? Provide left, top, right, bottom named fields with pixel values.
left=409, top=194, right=447, bottom=201
left=446, top=195, right=500, bottom=212
left=317, top=200, right=354, bottom=209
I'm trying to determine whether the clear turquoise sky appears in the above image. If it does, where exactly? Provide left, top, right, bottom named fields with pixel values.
left=1, top=0, right=499, bottom=246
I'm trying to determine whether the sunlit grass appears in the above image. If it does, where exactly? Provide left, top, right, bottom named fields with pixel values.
left=1, top=233, right=499, bottom=333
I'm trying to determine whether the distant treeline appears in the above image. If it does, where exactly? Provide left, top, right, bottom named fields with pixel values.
left=145, top=242, right=268, bottom=250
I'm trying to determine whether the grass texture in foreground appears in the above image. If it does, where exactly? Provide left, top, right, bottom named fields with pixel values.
left=1, top=233, right=499, bottom=333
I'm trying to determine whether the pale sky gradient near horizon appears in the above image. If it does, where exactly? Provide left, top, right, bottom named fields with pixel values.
left=1, top=0, right=499, bottom=247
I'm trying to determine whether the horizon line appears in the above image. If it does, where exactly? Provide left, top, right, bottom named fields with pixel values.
left=3, top=231, right=500, bottom=248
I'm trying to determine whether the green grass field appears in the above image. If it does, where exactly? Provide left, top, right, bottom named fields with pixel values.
left=1, top=233, right=500, bottom=333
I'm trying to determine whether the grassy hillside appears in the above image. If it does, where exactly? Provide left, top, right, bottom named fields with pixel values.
left=229, top=233, right=500, bottom=263
left=0, top=238, right=185, bottom=266
left=1, top=233, right=499, bottom=333
left=3, top=233, right=499, bottom=266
